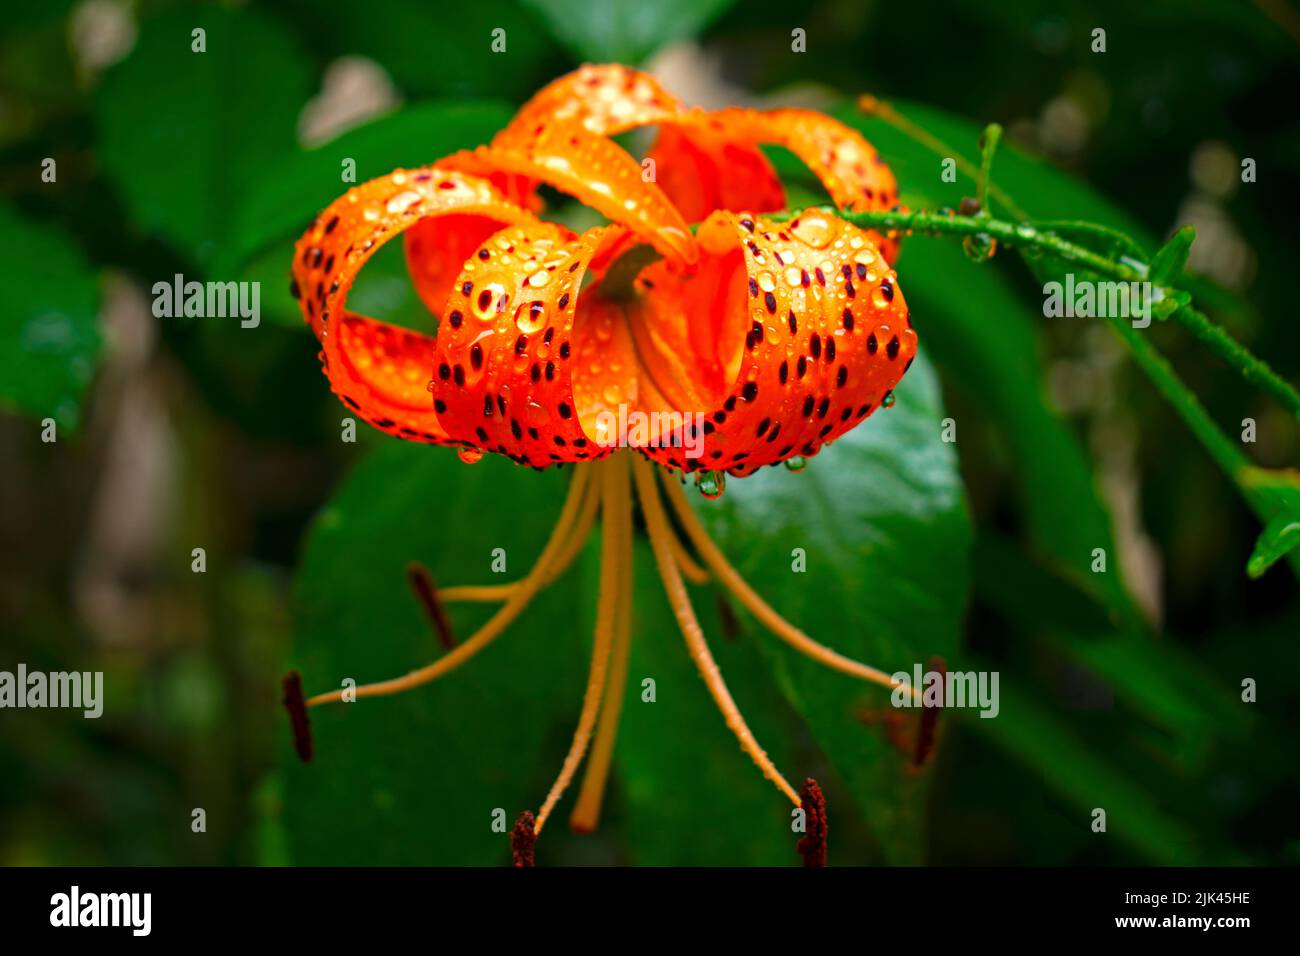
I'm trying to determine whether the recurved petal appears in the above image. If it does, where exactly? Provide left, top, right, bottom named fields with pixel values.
left=498, top=63, right=681, bottom=141
left=430, top=221, right=630, bottom=466
left=292, top=166, right=532, bottom=446
left=630, top=210, right=917, bottom=475
left=683, top=108, right=903, bottom=262
left=468, top=123, right=698, bottom=266
left=644, top=122, right=786, bottom=225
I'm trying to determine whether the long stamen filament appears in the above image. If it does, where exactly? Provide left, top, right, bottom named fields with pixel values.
left=658, top=469, right=920, bottom=702
left=633, top=455, right=799, bottom=806
left=569, top=495, right=634, bottom=834
left=535, top=455, right=630, bottom=833
left=438, top=475, right=602, bottom=603
left=664, top=513, right=709, bottom=585
left=305, top=465, right=595, bottom=707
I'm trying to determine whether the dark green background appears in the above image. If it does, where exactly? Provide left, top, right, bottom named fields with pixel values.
left=1, top=0, right=1297, bottom=865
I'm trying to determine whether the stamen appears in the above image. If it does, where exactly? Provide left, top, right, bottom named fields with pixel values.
left=569, top=485, right=634, bottom=834
left=406, top=562, right=457, bottom=648
left=796, top=778, right=828, bottom=867
left=511, top=811, right=537, bottom=867
left=281, top=670, right=313, bottom=763
left=438, top=475, right=601, bottom=604
left=665, top=519, right=709, bottom=584
left=535, top=455, right=630, bottom=833
left=633, top=455, right=799, bottom=805
left=913, top=654, right=946, bottom=767
left=305, top=465, right=594, bottom=707
left=658, top=469, right=919, bottom=701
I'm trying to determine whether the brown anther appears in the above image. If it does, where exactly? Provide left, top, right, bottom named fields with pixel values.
left=281, top=670, right=313, bottom=763
left=511, top=811, right=537, bottom=867
left=796, top=778, right=828, bottom=867
left=958, top=196, right=981, bottom=217
left=913, top=654, right=946, bottom=767
left=406, top=561, right=457, bottom=650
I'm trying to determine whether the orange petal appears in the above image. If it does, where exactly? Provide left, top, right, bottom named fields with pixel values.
left=469, top=123, right=698, bottom=266
left=292, top=166, right=531, bottom=445
left=685, top=108, right=903, bottom=261
left=645, top=123, right=786, bottom=224
left=430, top=221, right=630, bottom=466
left=500, top=63, right=681, bottom=141
left=630, top=209, right=917, bottom=475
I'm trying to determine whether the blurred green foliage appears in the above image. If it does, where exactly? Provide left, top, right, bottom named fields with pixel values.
left=1, top=0, right=1297, bottom=866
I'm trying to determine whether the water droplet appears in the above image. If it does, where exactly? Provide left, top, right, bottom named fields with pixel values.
left=784, top=455, right=807, bottom=473
left=785, top=266, right=804, bottom=287
left=962, top=232, right=997, bottom=263
left=1015, top=223, right=1037, bottom=242
left=791, top=214, right=835, bottom=249
left=386, top=190, right=421, bottom=214
left=514, top=300, right=547, bottom=334
left=882, top=390, right=896, bottom=408
left=696, top=470, right=726, bottom=500
left=473, top=281, right=508, bottom=321
left=757, top=271, right=776, bottom=293
left=458, top=448, right=483, bottom=464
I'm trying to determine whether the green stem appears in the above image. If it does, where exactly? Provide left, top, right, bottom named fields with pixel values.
left=772, top=206, right=1300, bottom=419
left=977, top=124, right=1002, bottom=212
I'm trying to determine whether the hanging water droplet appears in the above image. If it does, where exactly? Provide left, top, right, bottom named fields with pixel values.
left=696, top=470, right=725, bottom=500
left=458, top=447, right=483, bottom=464
left=962, top=232, right=997, bottom=263
left=882, top=390, right=896, bottom=408
left=784, top=455, right=807, bottom=473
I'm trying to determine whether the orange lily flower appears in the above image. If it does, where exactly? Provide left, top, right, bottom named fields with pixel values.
left=285, top=64, right=921, bottom=864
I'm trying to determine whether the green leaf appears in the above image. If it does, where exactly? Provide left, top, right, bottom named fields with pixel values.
left=520, top=0, right=738, bottom=64
left=606, top=542, right=803, bottom=865
left=1149, top=225, right=1196, bottom=285
left=215, top=101, right=514, bottom=279
left=691, top=350, right=972, bottom=863
left=900, top=237, right=1139, bottom=621
left=282, top=444, right=587, bottom=865
left=97, top=7, right=314, bottom=267
left=0, top=204, right=100, bottom=429
left=1241, top=466, right=1300, bottom=579
left=832, top=101, right=1143, bottom=623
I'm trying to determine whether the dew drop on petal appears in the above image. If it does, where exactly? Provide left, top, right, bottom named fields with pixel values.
left=458, top=448, right=483, bottom=464
left=696, top=470, right=726, bottom=499
left=784, top=455, right=807, bottom=473
left=791, top=214, right=835, bottom=249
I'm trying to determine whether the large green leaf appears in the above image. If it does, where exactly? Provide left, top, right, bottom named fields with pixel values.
left=521, top=0, right=738, bottom=65
left=0, top=204, right=100, bottom=429
left=283, top=444, right=587, bottom=865
left=829, top=100, right=1141, bottom=622
left=97, top=7, right=314, bottom=267
left=691, top=349, right=971, bottom=863
left=607, top=542, right=806, bottom=866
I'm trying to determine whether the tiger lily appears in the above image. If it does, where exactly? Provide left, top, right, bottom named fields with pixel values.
left=284, top=64, right=922, bottom=864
